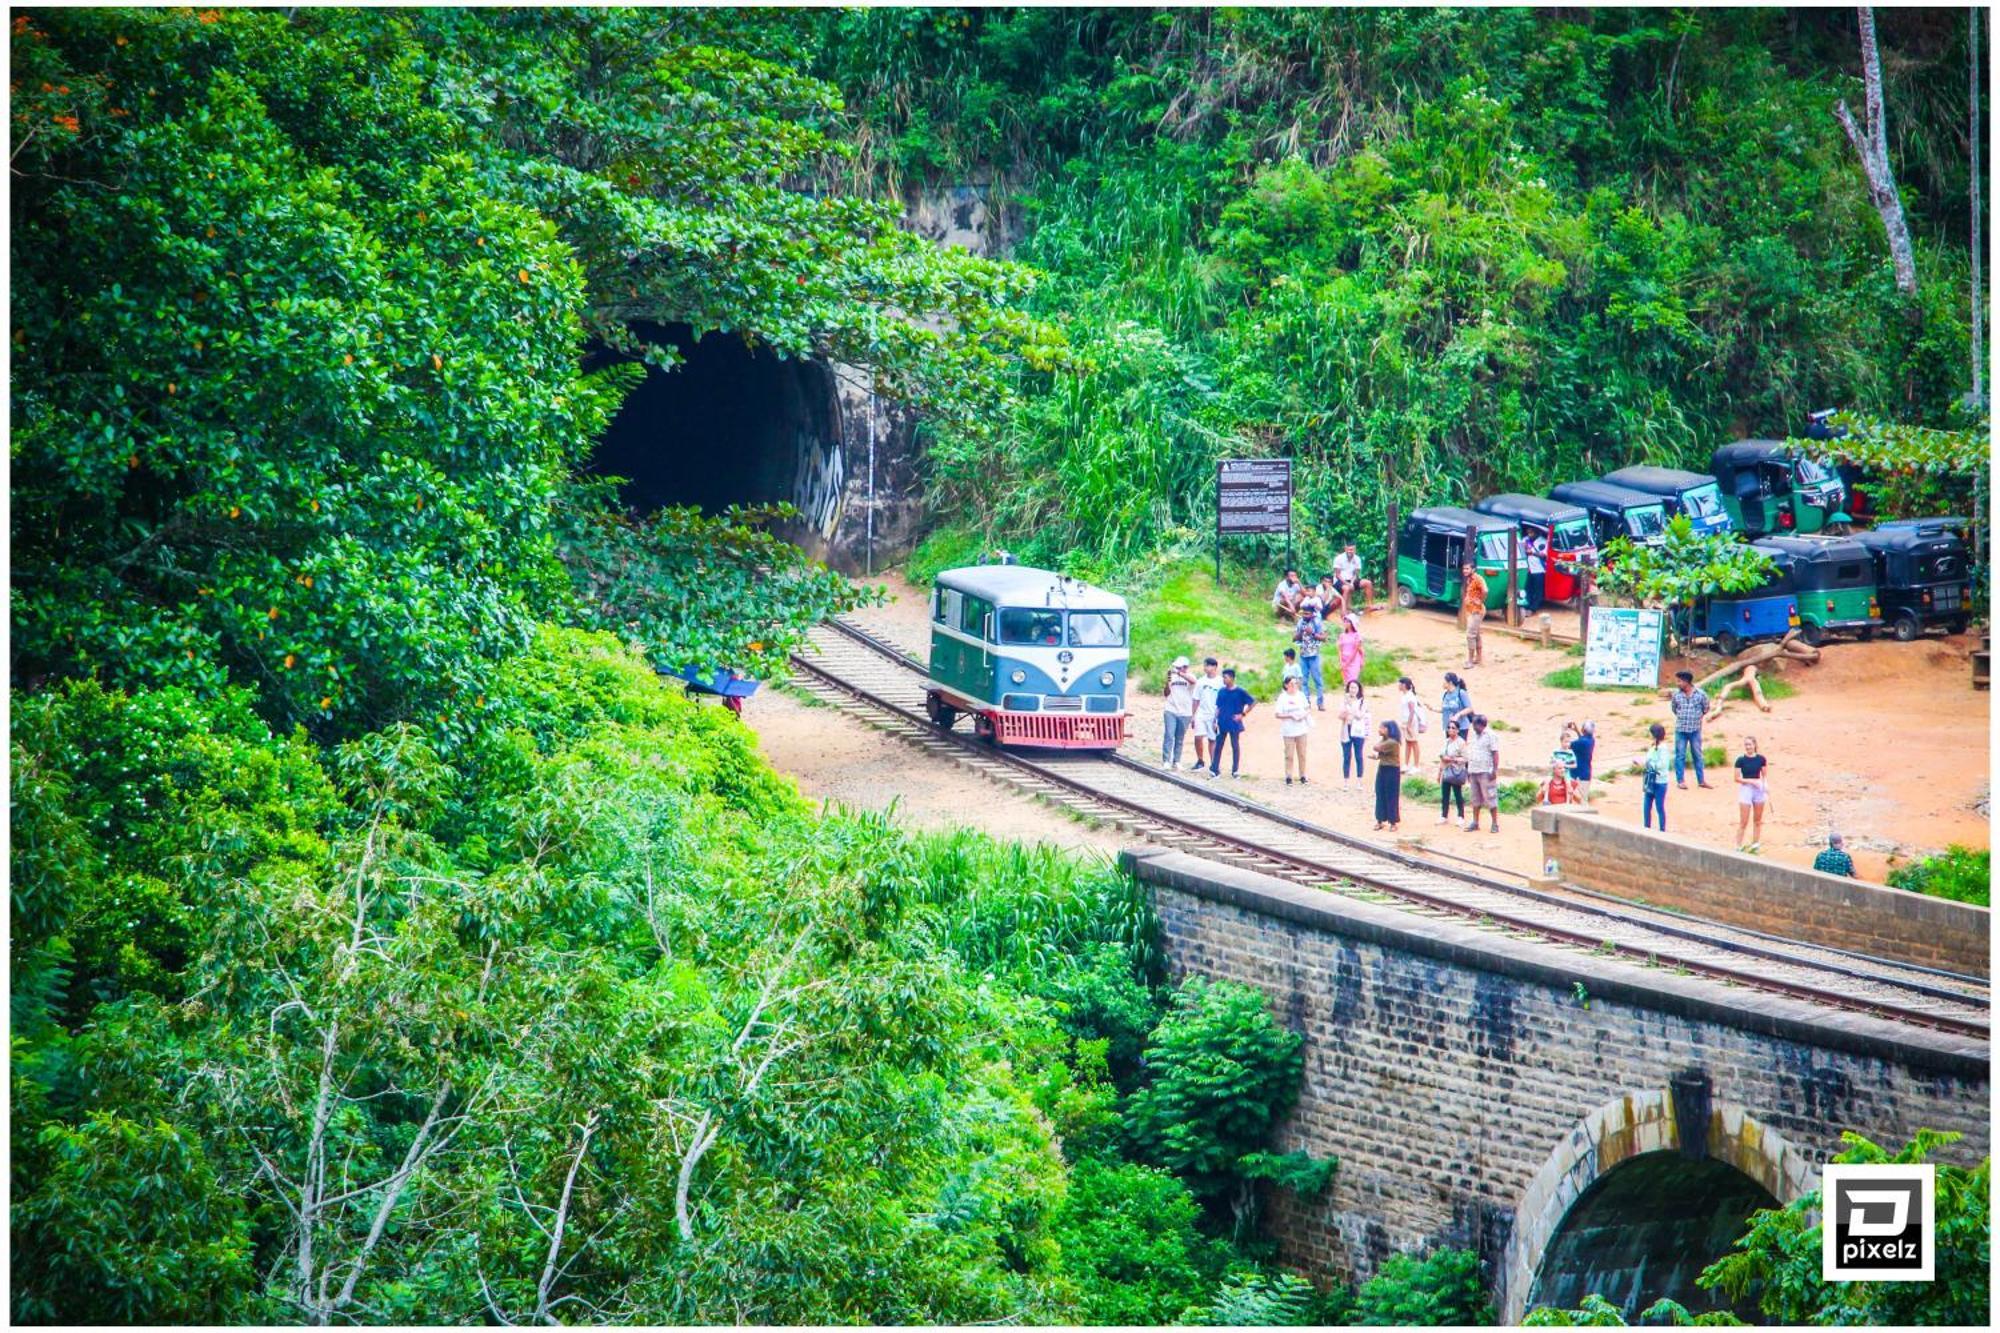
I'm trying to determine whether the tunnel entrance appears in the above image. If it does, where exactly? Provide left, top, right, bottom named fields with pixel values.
left=1527, top=1151, right=1775, bottom=1322
left=587, top=322, right=845, bottom=535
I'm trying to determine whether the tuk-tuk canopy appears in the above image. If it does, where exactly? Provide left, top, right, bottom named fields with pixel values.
left=1603, top=465, right=1718, bottom=496
left=1751, top=535, right=1876, bottom=589
left=1549, top=479, right=1667, bottom=513
left=1872, top=516, right=1971, bottom=537
left=1405, top=505, right=1515, bottom=536
left=1710, top=439, right=1795, bottom=470
left=1853, top=526, right=1966, bottom=556
left=1474, top=493, right=1592, bottom=529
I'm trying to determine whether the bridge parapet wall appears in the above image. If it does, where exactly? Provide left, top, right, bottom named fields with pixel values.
left=1531, top=807, right=1989, bottom=977
left=1123, top=848, right=1988, bottom=1317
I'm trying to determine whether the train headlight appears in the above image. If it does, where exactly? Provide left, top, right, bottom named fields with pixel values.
left=1099, top=670, right=1115, bottom=686
left=1010, top=669, right=1027, bottom=684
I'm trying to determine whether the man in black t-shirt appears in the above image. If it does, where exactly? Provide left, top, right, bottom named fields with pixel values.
left=1733, top=736, right=1769, bottom=852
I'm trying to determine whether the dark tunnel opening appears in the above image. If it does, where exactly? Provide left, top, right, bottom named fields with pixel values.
left=586, top=322, right=843, bottom=526
left=1528, top=1152, right=1777, bottom=1323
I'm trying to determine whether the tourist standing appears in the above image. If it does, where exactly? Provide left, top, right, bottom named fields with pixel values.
left=1524, top=529, right=1548, bottom=608
left=1209, top=668, right=1255, bottom=778
left=1396, top=677, right=1425, bottom=767
left=1437, top=721, right=1469, bottom=824
left=1464, top=713, right=1501, bottom=831
left=1162, top=655, right=1196, bottom=768
left=1438, top=672, right=1472, bottom=737
left=1337, top=613, right=1365, bottom=690
left=1276, top=674, right=1313, bottom=786
left=1338, top=680, right=1371, bottom=782
left=1813, top=832, right=1856, bottom=877
left=1190, top=657, right=1222, bottom=772
left=1642, top=722, right=1671, bottom=830
left=1281, top=647, right=1302, bottom=686
left=1570, top=720, right=1596, bottom=806
left=1733, top=736, right=1769, bottom=852
left=1669, top=670, right=1713, bottom=790
left=1294, top=606, right=1328, bottom=709
left=1373, top=721, right=1402, bottom=831
left=1460, top=563, right=1489, bottom=668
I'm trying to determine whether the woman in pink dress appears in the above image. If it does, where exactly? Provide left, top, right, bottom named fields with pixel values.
left=1337, top=613, right=1365, bottom=690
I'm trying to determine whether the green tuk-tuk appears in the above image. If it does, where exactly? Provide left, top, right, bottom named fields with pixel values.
left=1393, top=506, right=1534, bottom=612
left=1751, top=535, right=1880, bottom=645
left=1710, top=439, right=1850, bottom=536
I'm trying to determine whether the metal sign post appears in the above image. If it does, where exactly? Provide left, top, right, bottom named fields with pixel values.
left=1215, top=458, right=1293, bottom=585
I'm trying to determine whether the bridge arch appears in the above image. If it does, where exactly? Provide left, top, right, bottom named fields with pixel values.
left=1498, top=1083, right=1819, bottom=1322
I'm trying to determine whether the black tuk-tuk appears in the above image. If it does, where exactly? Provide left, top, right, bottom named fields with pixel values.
left=1602, top=465, right=1735, bottom=535
left=1548, top=479, right=1670, bottom=550
left=1853, top=525, right=1971, bottom=640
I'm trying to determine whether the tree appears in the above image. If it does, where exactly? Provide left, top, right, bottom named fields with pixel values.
left=1525, top=1294, right=1743, bottom=1326
left=1349, top=1247, right=1496, bottom=1325
left=1699, top=1130, right=1990, bottom=1326
left=1834, top=7, right=1919, bottom=295
left=1593, top=516, right=1780, bottom=650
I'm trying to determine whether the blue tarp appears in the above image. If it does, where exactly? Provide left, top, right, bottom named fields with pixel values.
left=663, top=664, right=760, bottom=699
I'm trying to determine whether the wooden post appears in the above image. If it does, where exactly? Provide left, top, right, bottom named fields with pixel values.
left=1579, top=565, right=1594, bottom=648
left=1385, top=500, right=1399, bottom=612
left=1506, top=530, right=1521, bottom=627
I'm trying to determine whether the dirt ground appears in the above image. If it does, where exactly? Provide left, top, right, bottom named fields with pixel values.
left=747, top=570, right=1989, bottom=884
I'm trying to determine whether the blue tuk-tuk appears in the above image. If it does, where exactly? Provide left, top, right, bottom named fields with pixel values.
left=1682, top=565, right=1800, bottom=657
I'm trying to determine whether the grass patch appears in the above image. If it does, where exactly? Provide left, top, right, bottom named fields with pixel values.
left=905, top=524, right=989, bottom=587
left=1703, top=743, right=1727, bottom=768
left=1489, top=718, right=1518, bottom=732
left=1359, top=650, right=1407, bottom=689
left=1755, top=676, right=1797, bottom=701
left=1540, top=663, right=1656, bottom=692
left=1497, top=779, right=1541, bottom=814
left=1886, top=846, right=1990, bottom=907
left=1402, top=773, right=1442, bottom=802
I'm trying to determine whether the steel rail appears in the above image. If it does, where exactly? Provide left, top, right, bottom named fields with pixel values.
left=789, top=622, right=1988, bottom=1038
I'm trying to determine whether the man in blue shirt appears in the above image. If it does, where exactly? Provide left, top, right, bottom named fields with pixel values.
left=1669, top=670, right=1713, bottom=789
left=1209, top=668, right=1256, bottom=778
left=1813, top=833, right=1856, bottom=877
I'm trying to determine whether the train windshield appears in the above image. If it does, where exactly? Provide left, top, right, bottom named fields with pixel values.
left=1552, top=518, right=1594, bottom=551
left=1067, top=611, right=1128, bottom=647
left=1625, top=504, right=1667, bottom=539
left=998, top=609, right=1065, bottom=646
left=1683, top=483, right=1726, bottom=520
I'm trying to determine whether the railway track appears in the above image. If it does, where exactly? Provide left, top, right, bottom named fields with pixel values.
left=787, top=618, right=1990, bottom=1040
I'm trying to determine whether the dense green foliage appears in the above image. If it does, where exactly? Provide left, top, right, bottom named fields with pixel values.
left=1886, top=845, right=1992, bottom=907
left=1695, top=1131, right=1992, bottom=1326
left=810, top=8, right=1986, bottom=576
left=1525, top=1294, right=1743, bottom=1326
left=1349, top=1246, right=1498, bottom=1325
left=1596, top=515, right=1781, bottom=647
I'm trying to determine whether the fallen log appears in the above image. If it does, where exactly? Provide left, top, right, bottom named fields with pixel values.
left=1707, top=664, right=1773, bottom=720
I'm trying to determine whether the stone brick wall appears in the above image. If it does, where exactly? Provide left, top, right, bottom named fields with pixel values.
left=1125, top=848, right=1990, bottom=1320
left=1532, top=807, right=1990, bottom=977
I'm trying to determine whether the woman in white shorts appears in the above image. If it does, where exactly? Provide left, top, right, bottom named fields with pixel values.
left=1733, top=736, right=1769, bottom=851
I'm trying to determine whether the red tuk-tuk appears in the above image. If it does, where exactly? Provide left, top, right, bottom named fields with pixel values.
left=1472, top=494, right=1597, bottom=604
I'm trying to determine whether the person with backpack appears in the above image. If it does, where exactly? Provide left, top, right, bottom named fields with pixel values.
left=1436, top=721, right=1469, bottom=824
left=1162, top=655, right=1196, bottom=768
left=1396, top=676, right=1426, bottom=767
left=1642, top=722, right=1672, bottom=831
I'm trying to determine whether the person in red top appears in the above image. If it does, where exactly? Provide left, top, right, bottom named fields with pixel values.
left=1537, top=760, right=1573, bottom=807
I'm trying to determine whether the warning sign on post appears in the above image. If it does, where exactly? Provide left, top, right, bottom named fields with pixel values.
left=1216, top=459, right=1292, bottom=535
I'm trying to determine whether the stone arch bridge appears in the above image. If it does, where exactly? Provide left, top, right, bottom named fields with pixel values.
left=1123, top=849, right=1988, bottom=1322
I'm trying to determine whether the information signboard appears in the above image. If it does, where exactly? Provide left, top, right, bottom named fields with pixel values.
left=1582, top=607, right=1665, bottom=687
left=1216, top=458, right=1292, bottom=535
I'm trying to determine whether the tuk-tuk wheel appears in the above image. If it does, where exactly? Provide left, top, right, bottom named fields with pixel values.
left=1394, top=584, right=1417, bottom=610
left=1712, top=629, right=1742, bottom=658
left=1857, top=626, right=1875, bottom=642
left=1800, top=624, right=1827, bottom=648
left=1892, top=612, right=1922, bottom=642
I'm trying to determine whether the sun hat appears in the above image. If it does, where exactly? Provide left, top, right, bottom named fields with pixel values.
left=1172, top=655, right=1190, bottom=668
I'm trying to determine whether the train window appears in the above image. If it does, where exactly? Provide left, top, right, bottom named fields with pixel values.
left=1067, top=611, right=1127, bottom=647
left=935, top=588, right=962, bottom=627
left=999, top=609, right=1064, bottom=645
left=961, top=596, right=994, bottom=638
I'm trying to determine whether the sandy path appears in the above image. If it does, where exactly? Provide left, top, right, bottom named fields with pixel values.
left=792, top=571, right=1987, bottom=885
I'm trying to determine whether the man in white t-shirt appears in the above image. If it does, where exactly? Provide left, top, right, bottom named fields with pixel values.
left=1190, top=657, right=1223, bottom=771
left=1332, top=543, right=1374, bottom=614
left=1162, top=655, right=1196, bottom=768
left=1271, top=569, right=1306, bottom=621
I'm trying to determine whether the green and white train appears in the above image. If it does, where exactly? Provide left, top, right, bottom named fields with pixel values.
left=924, top=563, right=1130, bottom=749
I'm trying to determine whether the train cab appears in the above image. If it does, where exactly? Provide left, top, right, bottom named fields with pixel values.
left=924, top=564, right=1129, bottom=749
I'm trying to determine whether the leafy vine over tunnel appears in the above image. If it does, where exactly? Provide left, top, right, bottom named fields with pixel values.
left=588, top=322, right=848, bottom=541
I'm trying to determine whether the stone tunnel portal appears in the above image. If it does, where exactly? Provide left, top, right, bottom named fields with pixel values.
left=587, top=323, right=847, bottom=543
left=1525, top=1151, right=1777, bottom=1322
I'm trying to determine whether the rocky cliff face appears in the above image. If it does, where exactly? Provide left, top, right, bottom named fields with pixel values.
left=809, top=179, right=1019, bottom=575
